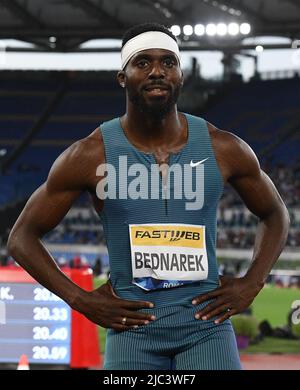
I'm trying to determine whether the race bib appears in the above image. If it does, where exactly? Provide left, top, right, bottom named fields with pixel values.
left=129, top=223, right=208, bottom=291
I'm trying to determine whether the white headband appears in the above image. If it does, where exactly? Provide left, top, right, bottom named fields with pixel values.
left=121, top=31, right=180, bottom=69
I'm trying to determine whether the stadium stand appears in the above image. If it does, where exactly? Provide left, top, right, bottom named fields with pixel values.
left=0, top=71, right=299, bottom=268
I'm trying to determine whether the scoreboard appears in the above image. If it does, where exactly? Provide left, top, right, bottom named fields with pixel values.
left=0, top=267, right=100, bottom=368
left=0, top=283, right=71, bottom=364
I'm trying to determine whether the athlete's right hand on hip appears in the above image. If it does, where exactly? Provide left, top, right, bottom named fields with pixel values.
left=74, top=280, right=156, bottom=331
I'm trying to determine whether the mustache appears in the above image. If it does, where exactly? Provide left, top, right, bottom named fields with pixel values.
left=143, top=81, right=170, bottom=90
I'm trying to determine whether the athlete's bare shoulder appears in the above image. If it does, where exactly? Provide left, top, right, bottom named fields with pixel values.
left=80, top=127, right=104, bottom=160
left=206, top=121, right=260, bottom=183
left=48, top=127, right=105, bottom=193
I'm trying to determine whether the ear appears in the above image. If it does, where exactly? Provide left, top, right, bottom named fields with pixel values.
left=180, top=71, right=184, bottom=87
left=117, top=70, right=126, bottom=88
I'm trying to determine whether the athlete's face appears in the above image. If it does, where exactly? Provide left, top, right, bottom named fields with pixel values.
left=118, top=49, right=183, bottom=118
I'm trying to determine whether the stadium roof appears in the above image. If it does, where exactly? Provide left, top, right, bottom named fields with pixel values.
left=0, top=0, right=299, bottom=52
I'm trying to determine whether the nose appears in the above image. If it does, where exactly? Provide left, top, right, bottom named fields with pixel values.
left=148, top=61, right=165, bottom=79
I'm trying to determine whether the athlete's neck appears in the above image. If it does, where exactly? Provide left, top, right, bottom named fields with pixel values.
left=120, top=106, right=186, bottom=153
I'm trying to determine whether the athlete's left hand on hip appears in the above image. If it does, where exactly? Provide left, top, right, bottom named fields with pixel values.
left=192, top=275, right=264, bottom=324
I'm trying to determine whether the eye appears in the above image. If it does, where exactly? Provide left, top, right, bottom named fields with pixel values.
left=163, top=58, right=176, bottom=67
left=137, top=60, right=149, bottom=68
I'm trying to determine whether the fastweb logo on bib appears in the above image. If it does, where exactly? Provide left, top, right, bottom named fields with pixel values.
left=129, top=223, right=208, bottom=291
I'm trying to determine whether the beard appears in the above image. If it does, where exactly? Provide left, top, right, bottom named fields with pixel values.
left=127, top=83, right=181, bottom=120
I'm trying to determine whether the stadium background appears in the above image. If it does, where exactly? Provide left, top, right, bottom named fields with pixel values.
left=0, top=0, right=299, bottom=370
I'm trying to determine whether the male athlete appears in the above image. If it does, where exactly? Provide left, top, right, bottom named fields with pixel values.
left=8, top=23, right=289, bottom=370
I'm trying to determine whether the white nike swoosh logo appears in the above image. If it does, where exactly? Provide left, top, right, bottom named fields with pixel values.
left=190, top=158, right=209, bottom=167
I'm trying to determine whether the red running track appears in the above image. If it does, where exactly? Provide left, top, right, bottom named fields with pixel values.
left=241, top=354, right=300, bottom=370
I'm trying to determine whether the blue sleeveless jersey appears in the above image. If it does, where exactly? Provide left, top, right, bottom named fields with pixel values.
left=99, top=113, right=224, bottom=307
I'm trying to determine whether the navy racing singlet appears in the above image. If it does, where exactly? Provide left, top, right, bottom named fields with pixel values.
left=99, top=113, right=224, bottom=308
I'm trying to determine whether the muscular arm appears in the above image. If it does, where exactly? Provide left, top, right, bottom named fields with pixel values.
left=193, top=128, right=290, bottom=323
left=7, top=134, right=100, bottom=307
left=226, top=135, right=290, bottom=285
left=7, top=131, right=155, bottom=329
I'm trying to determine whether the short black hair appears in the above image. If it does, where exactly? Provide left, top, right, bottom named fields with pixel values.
left=122, top=22, right=177, bottom=48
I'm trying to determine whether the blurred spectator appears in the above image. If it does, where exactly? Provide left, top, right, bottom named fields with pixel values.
left=57, top=256, right=68, bottom=268
left=93, top=257, right=103, bottom=277
left=70, top=255, right=89, bottom=269
left=0, top=255, right=8, bottom=266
